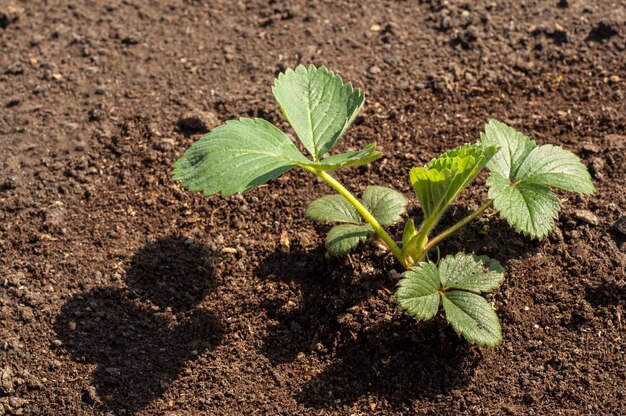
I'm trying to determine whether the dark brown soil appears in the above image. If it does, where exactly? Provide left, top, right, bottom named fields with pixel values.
left=1, top=1, right=625, bottom=415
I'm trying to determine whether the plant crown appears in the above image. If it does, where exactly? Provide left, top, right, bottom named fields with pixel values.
left=173, top=65, right=594, bottom=346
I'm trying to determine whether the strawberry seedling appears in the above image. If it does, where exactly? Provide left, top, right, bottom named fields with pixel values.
left=173, top=65, right=594, bottom=346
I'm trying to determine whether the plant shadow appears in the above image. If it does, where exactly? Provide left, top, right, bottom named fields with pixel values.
left=585, top=281, right=626, bottom=308
left=54, top=237, right=223, bottom=414
left=296, top=319, right=479, bottom=408
left=254, top=247, right=478, bottom=409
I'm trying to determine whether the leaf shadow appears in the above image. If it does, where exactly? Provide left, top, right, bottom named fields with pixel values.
left=253, top=247, right=478, bottom=409
left=585, top=281, right=626, bottom=308
left=53, top=237, right=224, bottom=414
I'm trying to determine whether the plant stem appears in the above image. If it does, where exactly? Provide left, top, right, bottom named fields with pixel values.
left=303, top=166, right=407, bottom=267
left=416, top=199, right=494, bottom=262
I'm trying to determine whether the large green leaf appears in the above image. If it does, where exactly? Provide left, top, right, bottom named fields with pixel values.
left=516, top=145, right=595, bottom=194
left=317, top=144, right=382, bottom=171
left=272, top=65, right=365, bottom=161
left=442, top=290, right=502, bottom=347
left=396, top=263, right=441, bottom=320
left=305, top=195, right=361, bottom=224
left=410, top=144, right=497, bottom=222
left=487, top=173, right=560, bottom=238
left=362, top=186, right=408, bottom=225
left=481, top=120, right=594, bottom=238
left=438, top=253, right=504, bottom=293
left=173, top=118, right=311, bottom=196
left=325, top=224, right=374, bottom=256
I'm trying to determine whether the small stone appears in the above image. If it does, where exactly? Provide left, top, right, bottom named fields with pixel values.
left=574, top=210, right=599, bottom=226
left=369, top=65, right=382, bottom=75
left=82, top=386, right=99, bottom=405
left=612, top=216, right=626, bottom=236
left=0, top=4, right=23, bottom=28
left=279, top=230, right=290, bottom=251
left=94, top=270, right=103, bottom=279
left=548, top=227, right=564, bottom=243
left=221, top=247, right=237, bottom=254
left=184, top=237, right=194, bottom=245
left=68, top=321, right=77, bottom=331
left=581, top=143, right=600, bottom=154
left=5, top=97, right=21, bottom=108
left=52, top=339, right=63, bottom=347
left=370, top=24, right=382, bottom=32
left=177, top=110, right=220, bottom=134
left=586, top=159, right=603, bottom=181
left=1, top=366, right=15, bottom=394
left=121, top=34, right=140, bottom=45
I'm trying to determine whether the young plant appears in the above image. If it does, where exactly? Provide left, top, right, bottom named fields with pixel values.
left=173, top=65, right=594, bottom=346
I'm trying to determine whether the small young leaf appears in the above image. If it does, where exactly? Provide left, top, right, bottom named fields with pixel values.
left=272, top=65, right=365, bottom=161
left=402, top=218, right=418, bottom=251
left=173, top=118, right=311, bottom=196
left=442, top=290, right=502, bottom=347
left=438, top=253, right=504, bottom=293
left=325, top=224, right=374, bottom=256
left=396, top=263, right=441, bottom=320
left=317, top=144, right=382, bottom=171
left=362, top=186, right=409, bottom=225
left=305, top=195, right=362, bottom=224
left=410, top=144, right=497, bottom=223
left=481, top=120, right=594, bottom=238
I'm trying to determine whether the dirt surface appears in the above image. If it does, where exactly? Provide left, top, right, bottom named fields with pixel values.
left=1, top=0, right=625, bottom=415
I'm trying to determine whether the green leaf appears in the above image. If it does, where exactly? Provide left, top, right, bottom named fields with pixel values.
left=396, top=263, right=441, bottom=320
left=410, top=144, right=497, bottom=222
left=442, top=290, right=502, bottom=347
left=317, top=144, right=382, bottom=171
left=305, top=195, right=361, bottom=224
left=272, top=65, right=365, bottom=161
left=325, top=224, right=374, bottom=256
left=516, top=145, right=595, bottom=194
left=173, top=118, right=311, bottom=196
left=487, top=173, right=560, bottom=238
left=438, top=253, right=504, bottom=293
left=481, top=120, right=594, bottom=238
left=481, top=119, right=536, bottom=179
left=402, top=218, right=418, bottom=251
left=362, top=186, right=408, bottom=225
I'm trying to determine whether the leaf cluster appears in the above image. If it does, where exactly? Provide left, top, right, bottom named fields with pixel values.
left=305, top=186, right=407, bottom=255
left=397, top=253, right=504, bottom=346
left=173, top=65, right=595, bottom=347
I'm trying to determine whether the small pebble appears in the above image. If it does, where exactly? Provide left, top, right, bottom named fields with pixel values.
left=369, top=65, right=382, bottom=75
left=612, top=216, right=626, bottom=236
left=177, top=110, right=220, bottom=134
left=574, top=210, right=599, bottom=226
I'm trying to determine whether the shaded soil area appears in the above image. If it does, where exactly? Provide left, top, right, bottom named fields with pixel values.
left=1, top=0, right=625, bottom=415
